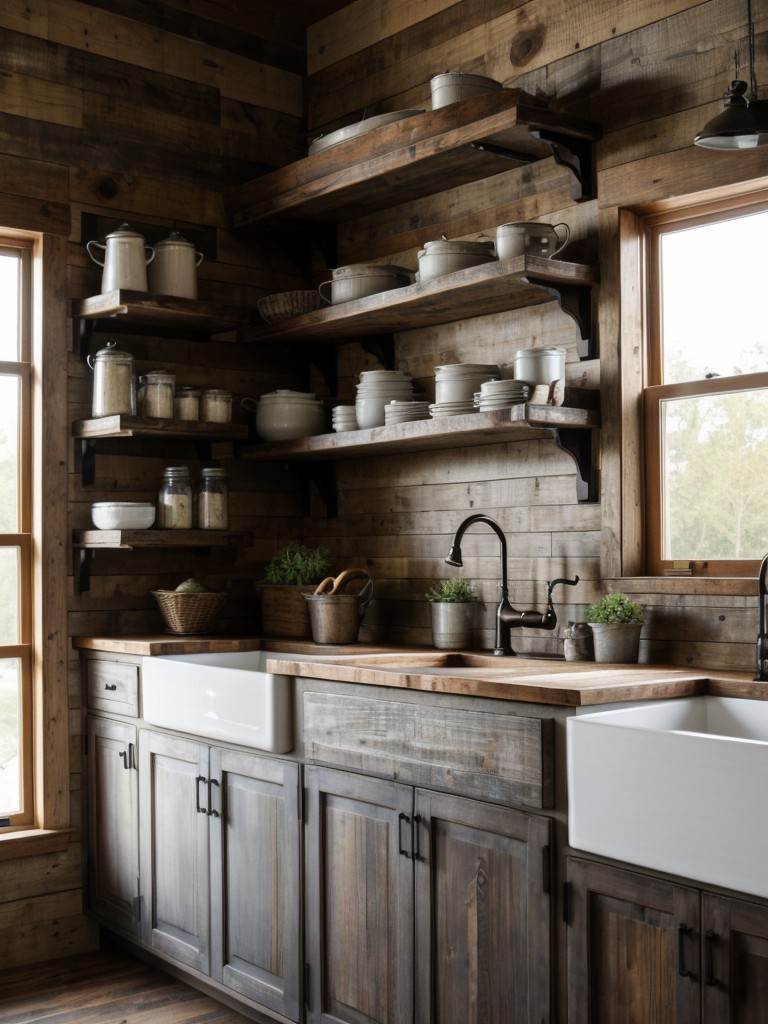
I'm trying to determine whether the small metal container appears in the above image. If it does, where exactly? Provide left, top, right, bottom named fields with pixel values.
left=88, top=339, right=136, bottom=417
left=512, top=346, right=566, bottom=385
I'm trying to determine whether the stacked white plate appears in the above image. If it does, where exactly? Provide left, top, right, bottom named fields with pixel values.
left=474, top=378, right=531, bottom=411
left=433, top=362, right=499, bottom=411
left=384, top=400, right=431, bottom=425
left=355, top=369, right=414, bottom=428
left=429, top=400, right=477, bottom=419
left=332, top=405, right=358, bottom=432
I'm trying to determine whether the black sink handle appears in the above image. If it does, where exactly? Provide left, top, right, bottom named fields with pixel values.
left=546, top=576, right=579, bottom=602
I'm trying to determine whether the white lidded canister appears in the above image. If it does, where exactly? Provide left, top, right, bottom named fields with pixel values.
left=149, top=230, right=204, bottom=299
left=88, top=339, right=136, bottom=417
left=512, top=346, right=566, bottom=385
left=86, top=223, right=154, bottom=293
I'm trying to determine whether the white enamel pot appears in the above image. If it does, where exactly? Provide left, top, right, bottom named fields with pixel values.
left=86, top=223, right=155, bottom=293
left=149, top=231, right=203, bottom=299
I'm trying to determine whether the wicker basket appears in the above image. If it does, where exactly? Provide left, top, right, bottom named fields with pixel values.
left=257, top=290, right=324, bottom=324
left=152, top=589, right=228, bottom=635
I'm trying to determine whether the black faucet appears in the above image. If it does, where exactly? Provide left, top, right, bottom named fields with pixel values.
left=755, top=553, right=768, bottom=681
left=445, top=513, right=579, bottom=656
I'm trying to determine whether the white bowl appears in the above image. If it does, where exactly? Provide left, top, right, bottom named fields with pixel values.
left=91, top=502, right=155, bottom=531
left=256, top=399, right=326, bottom=440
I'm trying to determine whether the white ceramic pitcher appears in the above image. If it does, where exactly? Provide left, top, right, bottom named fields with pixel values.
left=86, top=223, right=154, bottom=292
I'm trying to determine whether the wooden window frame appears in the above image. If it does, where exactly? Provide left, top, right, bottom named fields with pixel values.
left=640, top=191, right=768, bottom=579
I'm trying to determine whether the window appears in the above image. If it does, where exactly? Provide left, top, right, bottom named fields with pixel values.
left=643, top=192, right=768, bottom=577
left=0, top=240, right=33, bottom=829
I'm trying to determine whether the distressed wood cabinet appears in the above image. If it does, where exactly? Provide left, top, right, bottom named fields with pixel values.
left=138, top=727, right=302, bottom=1021
left=567, top=857, right=768, bottom=1024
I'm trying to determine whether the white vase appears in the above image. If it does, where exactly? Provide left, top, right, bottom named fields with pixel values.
left=430, top=602, right=478, bottom=650
left=588, top=622, right=643, bottom=663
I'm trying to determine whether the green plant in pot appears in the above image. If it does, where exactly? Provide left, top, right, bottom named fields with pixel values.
left=425, top=578, right=480, bottom=650
left=585, top=592, right=644, bottom=663
left=261, top=542, right=332, bottom=638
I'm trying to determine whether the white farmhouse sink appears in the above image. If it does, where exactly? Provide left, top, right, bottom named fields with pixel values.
left=141, top=651, right=296, bottom=753
left=567, top=696, right=768, bottom=897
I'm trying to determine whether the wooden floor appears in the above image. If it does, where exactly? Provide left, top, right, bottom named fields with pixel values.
left=0, top=948, right=258, bottom=1023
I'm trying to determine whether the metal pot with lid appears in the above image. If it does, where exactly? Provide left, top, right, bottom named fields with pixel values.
left=86, top=223, right=155, bottom=293
left=417, top=237, right=497, bottom=282
left=87, top=339, right=136, bottom=417
left=149, top=230, right=204, bottom=299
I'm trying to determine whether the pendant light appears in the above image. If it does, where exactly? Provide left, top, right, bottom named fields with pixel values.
left=694, top=0, right=768, bottom=148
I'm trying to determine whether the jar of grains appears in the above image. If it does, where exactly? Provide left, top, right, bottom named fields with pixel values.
left=173, top=385, right=201, bottom=421
left=200, top=388, right=233, bottom=423
left=196, top=467, right=228, bottom=529
left=157, top=466, right=193, bottom=529
left=137, top=371, right=175, bottom=418
left=89, top=340, right=136, bottom=417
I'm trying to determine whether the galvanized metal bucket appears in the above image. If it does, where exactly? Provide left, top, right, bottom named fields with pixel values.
left=303, top=569, right=373, bottom=644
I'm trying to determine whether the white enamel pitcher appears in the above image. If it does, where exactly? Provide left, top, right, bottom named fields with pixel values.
left=87, top=223, right=155, bottom=293
left=149, top=230, right=204, bottom=299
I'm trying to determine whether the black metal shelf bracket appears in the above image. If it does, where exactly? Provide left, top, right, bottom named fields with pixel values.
left=531, top=129, right=597, bottom=202
left=525, top=275, right=596, bottom=361
left=77, top=548, right=94, bottom=593
left=554, top=427, right=599, bottom=503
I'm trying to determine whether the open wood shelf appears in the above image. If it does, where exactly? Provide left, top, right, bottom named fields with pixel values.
left=72, top=415, right=248, bottom=441
left=241, top=257, right=598, bottom=357
left=74, top=529, right=244, bottom=550
left=228, top=90, right=602, bottom=228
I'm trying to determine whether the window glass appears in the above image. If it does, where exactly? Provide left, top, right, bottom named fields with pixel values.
left=0, top=658, right=22, bottom=817
left=0, top=375, right=20, bottom=533
left=0, top=252, right=20, bottom=361
left=659, top=212, right=768, bottom=383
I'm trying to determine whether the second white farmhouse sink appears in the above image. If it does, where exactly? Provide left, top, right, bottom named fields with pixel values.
left=567, top=696, right=768, bottom=898
left=141, top=651, right=296, bottom=753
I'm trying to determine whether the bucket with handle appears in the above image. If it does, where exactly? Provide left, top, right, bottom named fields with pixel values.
left=303, top=568, right=373, bottom=644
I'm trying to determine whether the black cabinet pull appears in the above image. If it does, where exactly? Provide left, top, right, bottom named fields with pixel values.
left=705, top=930, right=719, bottom=987
left=104, top=683, right=117, bottom=691
left=207, top=777, right=220, bottom=817
left=118, top=744, right=134, bottom=770
left=677, top=922, right=692, bottom=977
left=412, top=813, right=422, bottom=860
left=195, top=775, right=208, bottom=814
left=398, top=812, right=412, bottom=858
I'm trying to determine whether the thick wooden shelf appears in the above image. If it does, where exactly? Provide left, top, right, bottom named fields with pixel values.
left=228, top=90, right=602, bottom=228
left=72, top=290, right=256, bottom=334
left=241, top=256, right=598, bottom=357
left=72, top=415, right=248, bottom=442
left=74, top=529, right=244, bottom=550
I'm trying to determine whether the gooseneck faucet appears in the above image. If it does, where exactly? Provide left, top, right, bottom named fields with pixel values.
left=755, top=553, right=768, bottom=680
left=445, top=513, right=579, bottom=656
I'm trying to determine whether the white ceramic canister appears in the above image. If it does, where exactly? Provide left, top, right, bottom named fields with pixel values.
left=430, top=72, right=503, bottom=109
left=496, top=221, right=570, bottom=260
left=512, top=346, right=566, bottom=385
left=86, top=223, right=155, bottom=293
left=88, top=339, right=136, bottom=417
left=417, top=238, right=496, bottom=282
left=319, top=264, right=413, bottom=305
left=149, top=231, right=204, bottom=299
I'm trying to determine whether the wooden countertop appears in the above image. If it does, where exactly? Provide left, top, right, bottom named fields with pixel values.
left=73, top=636, right=762, bottom=706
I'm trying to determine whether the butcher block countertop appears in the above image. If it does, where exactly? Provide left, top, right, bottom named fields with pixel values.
left=73, top=636, right=764, bottom=706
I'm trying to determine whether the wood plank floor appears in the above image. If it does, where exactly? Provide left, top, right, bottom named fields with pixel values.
left=0, top=948, right=258, bottom=1023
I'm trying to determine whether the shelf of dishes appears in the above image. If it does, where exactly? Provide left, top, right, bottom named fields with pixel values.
left=244, top=256, right=598, bottom=358
left=227, top=89, right=602, bottom=228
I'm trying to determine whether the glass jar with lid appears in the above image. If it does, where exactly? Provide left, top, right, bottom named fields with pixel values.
left=196, top=467, right=228, bottom=530
left=157, top=466, right=193, bottom=529
left=88, top=339, right=136, bottom=417
left=173, top=385, right=201, bottom=421
left=138, top=371, right=175, bottom=418
left=200, top=388, right=233, bottom=423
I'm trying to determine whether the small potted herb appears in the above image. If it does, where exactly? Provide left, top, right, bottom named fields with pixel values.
left=425, top=578, right=480, bottom=650
left=585, top=592, right=644, bottom=663
left=261, top=543, right=333, bottom=638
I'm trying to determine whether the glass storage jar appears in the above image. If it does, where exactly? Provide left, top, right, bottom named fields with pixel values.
left=173, top=385, right=201, bottom=421
left=200, top=388, right=233, bottom=423
left=196, top=467, right=228, bottom=530
left=157, top=466, right=193, bottom=529
left=89, top=340, right=136, bottom=417
left=138, top=371, right=175, bottom=418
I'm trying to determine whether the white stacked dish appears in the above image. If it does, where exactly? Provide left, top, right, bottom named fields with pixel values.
left=355, top=370, right=414, bottom=428
left=255, top=389, right=327, bottom=441
left=332, top=405, right=358, bottom=432
left=383, top=400, right=431, bottom=425
left=429, top=400, right=477, bottom=419
left=91, top=501, right=155, bottom=530
left=474, top=378, right=531, bottom=411
left=434, top=362, right=499, bottom=405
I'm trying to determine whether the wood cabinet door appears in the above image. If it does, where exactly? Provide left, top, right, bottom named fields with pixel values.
left=702, top=892, right=768, bottom=1022
left=413, top=789, right=552, bottom=1024
left=208, top=747, right=301, bottom=1022
left=86, top=716, right=139, bottom=935
left=567, top=857, right=700, bottom=1024
left=304, top=765, right=414, bottom=1024
left=138, top=729, right=210, bottom=973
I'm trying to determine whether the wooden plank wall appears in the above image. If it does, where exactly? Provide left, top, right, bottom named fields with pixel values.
left=303, top=0, right=768, bottom=672
left=0, top=0, right=318, bottom=970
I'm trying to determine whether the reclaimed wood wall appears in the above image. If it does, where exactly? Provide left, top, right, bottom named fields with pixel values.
left=2, top=0, right=768, bottom=973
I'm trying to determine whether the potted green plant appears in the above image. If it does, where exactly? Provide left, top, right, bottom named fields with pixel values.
left=425, top=578, right=480, bottom=650
left=260, top=542, right=332, bottom=638
left=585, top=592, right=644, bottom=663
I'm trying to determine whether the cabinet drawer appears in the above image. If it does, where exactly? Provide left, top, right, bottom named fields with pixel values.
left=86, top=659, right=139, bottom=716
left=302, top=690, right=553, bottom=809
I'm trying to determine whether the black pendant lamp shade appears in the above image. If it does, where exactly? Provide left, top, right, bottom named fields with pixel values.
left=694, top=79, right=768, bottom=149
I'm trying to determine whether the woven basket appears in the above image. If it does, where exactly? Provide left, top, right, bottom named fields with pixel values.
left=257, top=290, right=324, bottom=324
left=152, top=589, right=228, bottom=635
